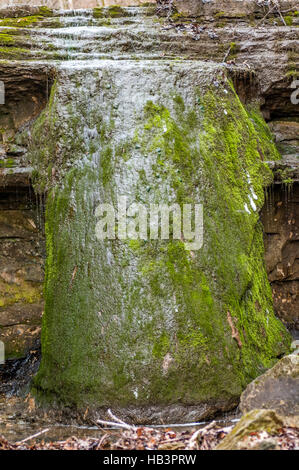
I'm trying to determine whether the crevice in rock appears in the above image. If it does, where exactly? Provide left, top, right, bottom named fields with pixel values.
left=229, top=69, right=259, bottom=105
left=258, top=71, right=298, bottom=336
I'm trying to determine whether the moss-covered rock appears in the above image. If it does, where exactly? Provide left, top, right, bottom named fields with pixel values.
left=93, top=6, right=126, bottom=19
left=29, top=62, right=290, bottom=422
left=216, top=409, right=284, bottom=450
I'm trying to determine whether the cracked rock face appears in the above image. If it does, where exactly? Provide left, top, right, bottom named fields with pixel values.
left=0, top=1, right=155, bottom=9
left=0, top=187, right=45, bottom=359
left=0, top=63, right=47, bottom=360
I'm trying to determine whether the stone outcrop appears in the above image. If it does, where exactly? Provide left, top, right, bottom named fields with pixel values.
left=0, top=3, right=297, bottom=422
left=0, top=0, right=155, bottom=10
left=173, top=0, right=296, bottom=20
left=218, top=352, right=299, bottom=449
left=216, top=409, right=286, bottom=450
left=261, top=183, right=298, bottom=330
left=240, top=353, right=299, bottom=420
left=157, top=0, right=299, bottom=335
left=0, top=151, right=45, bottom=359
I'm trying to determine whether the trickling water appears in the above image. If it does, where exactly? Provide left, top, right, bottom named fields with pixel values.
left=0, top=7, right=204, bottom=62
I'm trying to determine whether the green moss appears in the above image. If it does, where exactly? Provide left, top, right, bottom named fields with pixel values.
left=215, top=11, right=225, bottom=18
left=0, top=31, right=15, bottom=45
left=284, top=15, right=293, bottom=26
left=286, top=49, right=298, bottom=78
left=216, top=21, right=227, bottom=28
left=100, top=145, right=113, bottom=185
left=93, top=5, right=126, bottom=19
left=227, top=42, right=240, bottom=59
left=286, top=69, right=298, bottom=78
left=275, top=168, right=294, bottom=184
left=0, top=46, right=30, bottom=59
left=247, top=106, right=281, bottom=162
left=0, top=16, right=45, bottom=28
left=38, top=6, right=54, bottom=17
left=0, top=278, right=43, bottom=308
left=171, top=12, right=191, bottom=23
left=0, top=158, right=16, bottom=168
left=136, top=88, right=289, bottom=377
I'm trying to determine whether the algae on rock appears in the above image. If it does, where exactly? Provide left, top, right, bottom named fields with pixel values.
left=29, top=62, right=290, bottom=422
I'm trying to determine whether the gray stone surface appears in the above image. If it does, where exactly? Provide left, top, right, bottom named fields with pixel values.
left=240, top=354, right=299, bottom=418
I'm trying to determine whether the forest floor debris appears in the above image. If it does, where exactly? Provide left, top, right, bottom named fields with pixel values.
left=0, top=420, right=298, bottom=450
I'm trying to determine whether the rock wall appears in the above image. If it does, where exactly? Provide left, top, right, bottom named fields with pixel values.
left=173, top=0, right=296, bottom=19
left=262, top=183, right=299, bottom=331
left=0, top=185, right=45, bottom=359
left=30, top=63, right=290, bottom=422
left=0, top=0, right=155, bottom=8
left=0, top=66, right=47, bottom=359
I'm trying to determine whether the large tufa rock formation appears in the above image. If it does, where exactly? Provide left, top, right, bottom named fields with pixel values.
left=30, top=63, right=290, bottom=422
left=0, top=4, right=295, bottom=421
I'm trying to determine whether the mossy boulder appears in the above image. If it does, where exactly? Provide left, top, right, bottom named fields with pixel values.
left=28, top=62, right=290, bottom=422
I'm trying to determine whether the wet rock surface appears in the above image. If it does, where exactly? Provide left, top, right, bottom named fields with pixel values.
left=0, top=1, right=155, bottom=11
left=0, top=343, right=40, bottom=395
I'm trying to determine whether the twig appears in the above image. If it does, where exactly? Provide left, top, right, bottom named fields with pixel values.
left=188, top=429, right=202, bottom=449
left=108, top=409, right=137, bottom=430
left=277, top=8, right=287, bottom=25
left=223, top=46, right=232, bottom=63
left=97, top=419, right=134, bottom=430
left=255, top=4, right=277, bottom=27
left=17, top=428, right=50, bottom=444
left=98, top=433, right=109, bottom=448
left=97, top=411, right=137, bottom=431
